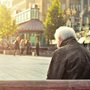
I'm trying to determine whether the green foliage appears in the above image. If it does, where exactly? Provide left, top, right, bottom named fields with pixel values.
left=0, top=5, right=17, bottom=39
left=44, top=0, right=66, bottom=40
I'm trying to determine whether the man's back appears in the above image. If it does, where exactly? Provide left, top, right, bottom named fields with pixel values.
left=47, top=38, right=90, bottom=79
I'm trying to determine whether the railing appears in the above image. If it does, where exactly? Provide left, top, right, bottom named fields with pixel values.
left=0, top=47, right=53, bottom=57
left=0, top=80, right=89, bottom=90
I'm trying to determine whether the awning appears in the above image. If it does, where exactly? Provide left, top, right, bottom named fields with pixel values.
left=84, top=36, right=90, bottom=43
left=78, top=36, right=90, bottom=44
left=78, top=37, right=86, bottom=44
left=18, top=19, right=45, bottom=33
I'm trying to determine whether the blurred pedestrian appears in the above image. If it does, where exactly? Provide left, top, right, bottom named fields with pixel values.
left=19, top=39, right=25, bottom=55
left=13, top=36, right=20, bottom=55
left=25, top=39, right=31, bottom=55
left=36, top=42, right=39, bottom=56
left=47, top=26, right=90, bottom=79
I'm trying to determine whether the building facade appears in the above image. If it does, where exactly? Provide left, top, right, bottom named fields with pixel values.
left=12, top=0, right=50, bottom=22
left=0, top=0, right=12, bottom=8
left=61, top=0, right=90, bottom=31
left=10, top=0, right=90, bottom=48
left=12, top=0, right=90, bottom=31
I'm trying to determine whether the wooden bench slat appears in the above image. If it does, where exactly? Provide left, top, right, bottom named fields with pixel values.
left=0, top=81, right=89, bottom=90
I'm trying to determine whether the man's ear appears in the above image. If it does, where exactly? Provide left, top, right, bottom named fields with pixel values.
left=59, top=37, right=63, bottom=42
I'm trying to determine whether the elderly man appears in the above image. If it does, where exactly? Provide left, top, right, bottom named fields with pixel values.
left=47, top=26, right=90, bottom=79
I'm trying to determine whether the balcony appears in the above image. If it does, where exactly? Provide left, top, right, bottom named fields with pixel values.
left=15, top=4, right=39, bottom=24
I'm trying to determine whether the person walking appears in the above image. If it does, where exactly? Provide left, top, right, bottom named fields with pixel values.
left=13, top=36, right=20, bottom=55
left=47, top=26, right=90, bottom=79
left=25, top=39, right=31, bottom=55
left=19, top=39, right=25, bottom=55
left=36, top=42, right=39, bottom=56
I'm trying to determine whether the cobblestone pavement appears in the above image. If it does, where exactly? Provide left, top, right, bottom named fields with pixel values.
left=0, top=54, right=51, bottom=80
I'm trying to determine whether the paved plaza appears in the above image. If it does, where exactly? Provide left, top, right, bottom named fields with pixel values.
left=0, top=54, right=51, bottom=80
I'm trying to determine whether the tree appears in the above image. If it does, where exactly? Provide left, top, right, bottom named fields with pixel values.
left=0, top=5, right=17, bottom=40
left=44, top=0, right=66, bottom=41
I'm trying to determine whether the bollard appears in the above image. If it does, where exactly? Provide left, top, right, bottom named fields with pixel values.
left=32, top=52, right=35, bottom=56
left=3, top=50, right=6, bottom=54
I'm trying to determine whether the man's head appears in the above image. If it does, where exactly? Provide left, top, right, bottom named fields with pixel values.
left=54, top=26, right=77, bottom=48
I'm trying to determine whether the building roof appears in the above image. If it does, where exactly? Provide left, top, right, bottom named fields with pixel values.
left=18, top=19, right=45, bottom=33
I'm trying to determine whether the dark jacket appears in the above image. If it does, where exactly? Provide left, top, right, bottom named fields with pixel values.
left=47, top=37, right=90, bottom=79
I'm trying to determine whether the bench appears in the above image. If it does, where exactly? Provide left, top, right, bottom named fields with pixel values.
left=0, top=80, right=90, bottom=90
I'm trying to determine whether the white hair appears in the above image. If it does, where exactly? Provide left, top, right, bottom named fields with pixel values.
left=54, top=26, right=77, bottom=41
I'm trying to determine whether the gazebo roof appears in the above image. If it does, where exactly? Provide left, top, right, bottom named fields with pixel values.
left=18, top=19, right=45, bottom=33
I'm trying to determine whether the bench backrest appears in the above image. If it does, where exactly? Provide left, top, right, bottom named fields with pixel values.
left=0, top=80, right=90, bottom=90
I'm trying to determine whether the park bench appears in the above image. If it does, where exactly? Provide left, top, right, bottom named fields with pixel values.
left=0, top=80, right=90, bottom=90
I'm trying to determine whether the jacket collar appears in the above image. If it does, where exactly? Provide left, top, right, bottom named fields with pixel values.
left=60, top=37, right=77, bottom=47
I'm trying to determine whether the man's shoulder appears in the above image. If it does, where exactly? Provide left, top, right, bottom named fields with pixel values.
left=55, top=45, right=69, bottom=53
left=53, top=46, right=68, bottom=56
left=53, top=44, right=81, bottom=57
